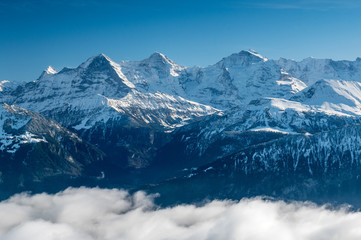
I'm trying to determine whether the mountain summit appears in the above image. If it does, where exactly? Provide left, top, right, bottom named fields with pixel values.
left=38, top=66, right=57, bottom=80
left=217, top=49, right=268, bottom=67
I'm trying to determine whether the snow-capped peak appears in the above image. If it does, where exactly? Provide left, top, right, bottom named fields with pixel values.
left=80, top=53, right=112, bottom=69
left=132, top=52, right=185, bottom=77
left=148, top=52, right=170, bottom=62
left=77, top=53, right=135, bottom=88
left=37, top=66, right=58, bottom=80
left=145, top=52, right=175, bottom=65
left=142, top=52, right=184, bottom=72
left=217, top=49, right=268, bottom=68
left=244, top=49, right=269, bottom=62
left=45, top=66, right=57, bottom=74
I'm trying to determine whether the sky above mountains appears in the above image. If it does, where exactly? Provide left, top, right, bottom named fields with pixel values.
left=1, top=0, right=361, bottom=82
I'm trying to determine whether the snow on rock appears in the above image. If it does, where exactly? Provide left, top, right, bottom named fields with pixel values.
left=120, top=52, right=185, bottom=95
left=0, top=80, right=17, bottom=93
left=120, top=50, right=307, bottom=110
left=2, top=54, right=219, bottom=131
left=249, top=127, right=296, bottom=135
left=0, top=104, right=46, bottom=153
left=38, top=66, right=58, bottom=80
left=291, top=79, right=361, bottom=116
left=4, top=50, right=361, bottom=180
left=277, top=57, right=361, bottom=84
left=45, top=66, right=57, bottom=74
left=5, top=50, right=361, bottom=134
left=6, top=54, right=137, bottom=129
left=217, top=50, right=268, bottom=67
left=78, top=53, right=135, bottom=88
left=106, top=89, right=221, bottom=129
left=0, top=81, right=10, bottom=92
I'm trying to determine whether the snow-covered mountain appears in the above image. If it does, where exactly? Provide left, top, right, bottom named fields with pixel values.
left=120, top=52, right=185, bottom=94
left=277, top=57, right=361, bottom=84
left=4, top=54, right=219, bottom=131
left=0, top=103, right=104, bottom=190
left=121, top=50, right=307, bottom=109
left=0, top=53, right=221, bottom=171
left=2, top=50, right=361, bottom=202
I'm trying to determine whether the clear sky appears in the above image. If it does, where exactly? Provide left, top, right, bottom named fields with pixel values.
left=1, top=0, right=361, bottom=82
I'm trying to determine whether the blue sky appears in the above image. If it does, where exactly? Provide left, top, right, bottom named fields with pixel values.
left=1, top=0, right=361, bottom=82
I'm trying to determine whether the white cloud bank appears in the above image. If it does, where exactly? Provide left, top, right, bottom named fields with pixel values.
left=0, top=187, right=361, bottom=240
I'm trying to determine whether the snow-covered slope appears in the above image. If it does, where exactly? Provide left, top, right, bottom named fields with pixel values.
left=153, top=77, right=361, bottom=173
left=6, top=50, right=361, bottom=131
left=8, top=50, right=361, bottom=132
left=0, top=103, right=104, bottom=185
left=183, top=50, right=306, bottom=108
left=7, top=54, right=132, bottom=111
left=3, top=54, right=218, bottom=131
left=121, top=50, right=307, bottom=109
left=106, top=89, right=220, bottom=130
left=277, top=57, right=361, bottom=84
left=120, top=52, right=185, bottom=94
left=120, top=50, right=361, bottom=111
left=291, top=79, right=361, bottom=116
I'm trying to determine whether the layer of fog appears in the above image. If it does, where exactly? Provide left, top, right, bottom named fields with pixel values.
left=1, top=187, right=361, bottom=240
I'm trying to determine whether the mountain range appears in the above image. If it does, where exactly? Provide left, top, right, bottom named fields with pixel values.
left=2, top=50, right=361, bottom=205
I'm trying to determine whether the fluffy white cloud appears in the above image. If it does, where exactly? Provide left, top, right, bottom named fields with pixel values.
left=0, top=187, right=361, bottom=240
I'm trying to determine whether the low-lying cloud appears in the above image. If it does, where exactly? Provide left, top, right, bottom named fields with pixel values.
left=0, top=187, right=361, bottom=240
